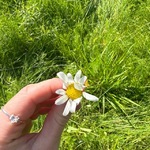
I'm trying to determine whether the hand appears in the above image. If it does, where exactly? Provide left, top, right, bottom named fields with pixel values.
left=0, top=78, right=70, bottom=150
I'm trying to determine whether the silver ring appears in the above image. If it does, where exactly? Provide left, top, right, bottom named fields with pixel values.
left=1, top=106, right=22, bottom=124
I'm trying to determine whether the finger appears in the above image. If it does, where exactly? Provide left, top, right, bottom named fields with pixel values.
left=30, top=97, right=58, bottom=120
left=4, top=78, right=62, bottom=120
left=30, top=107, right=51, bottom=120
left=32, top=103, right=71, bottom=150
left=40, top=96, right=57, bottom=106
left=38, top=107, right=51, bottom=115
left=0, top=78, right=62, bottom=143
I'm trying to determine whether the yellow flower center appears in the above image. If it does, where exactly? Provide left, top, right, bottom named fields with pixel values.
left=66, top=84, right=82, bottom=100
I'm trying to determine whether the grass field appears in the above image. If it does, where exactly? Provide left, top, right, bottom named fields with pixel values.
left=0, top=0, right=150, bottom=149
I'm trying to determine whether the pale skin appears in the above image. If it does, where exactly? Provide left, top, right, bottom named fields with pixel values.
left=0, top=78, right=70, bottom=150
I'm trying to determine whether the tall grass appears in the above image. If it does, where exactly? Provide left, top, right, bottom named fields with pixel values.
left=0, top=0, right=150, bottom=149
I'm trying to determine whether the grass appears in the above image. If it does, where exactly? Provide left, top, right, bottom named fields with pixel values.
left=0, top=0, right=150, bottom=149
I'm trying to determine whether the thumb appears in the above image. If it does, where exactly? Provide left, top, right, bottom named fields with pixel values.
left=32, top=103, right=70, bottom=150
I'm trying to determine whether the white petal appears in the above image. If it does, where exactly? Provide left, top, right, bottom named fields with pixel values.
left=74, top=83, right=83, bottom=91
left=55, top=95, right=68, bottom=105
left=57, top=72, right=68, bottom=83
left=67, top=73, right=74, bottom=83
left=55, top=89, right=66, bottom=95
left=70, top=101, right=77, bottom=113
left=79, top=76, right=87, bottom=85
left=74, top=70, right=82, bottom=82
left=63, top=83, right=67, bottom=89
left=83, top=92, right=99, bottom=101
left=63, top=100, right=71, bottom=116
left=74, top=97, right=82, bottom=105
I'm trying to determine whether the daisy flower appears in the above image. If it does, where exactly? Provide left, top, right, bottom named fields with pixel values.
left=55, top=70, right=99, bottom=116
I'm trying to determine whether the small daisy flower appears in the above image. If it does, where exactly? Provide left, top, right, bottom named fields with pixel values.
left=55, top=70, right=99, bottom=116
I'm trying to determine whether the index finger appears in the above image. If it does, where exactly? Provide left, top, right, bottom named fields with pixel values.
left=3, top=78, right=62, bottom=120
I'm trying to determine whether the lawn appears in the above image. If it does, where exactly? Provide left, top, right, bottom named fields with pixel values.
left=0, top=0, right=150, bottom=149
